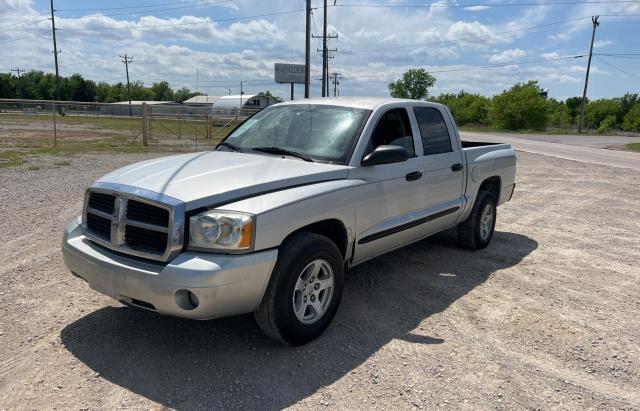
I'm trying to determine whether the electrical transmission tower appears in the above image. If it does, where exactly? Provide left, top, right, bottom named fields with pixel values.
left=119, top=53, right=134, bottom=116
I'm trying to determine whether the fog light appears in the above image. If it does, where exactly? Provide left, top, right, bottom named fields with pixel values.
left=175, top=289, right=199, bottom=310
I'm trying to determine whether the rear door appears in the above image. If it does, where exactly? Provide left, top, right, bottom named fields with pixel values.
left=350, top=106, right=426, bottom=264
left=411, top=105, right=465, bottom=234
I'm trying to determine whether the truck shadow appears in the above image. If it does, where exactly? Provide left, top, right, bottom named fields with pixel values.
left=61, top=231, right=537, bottom=410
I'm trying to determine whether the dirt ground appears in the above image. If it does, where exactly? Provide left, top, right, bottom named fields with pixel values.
left=0, top=151, right=638, bottom=410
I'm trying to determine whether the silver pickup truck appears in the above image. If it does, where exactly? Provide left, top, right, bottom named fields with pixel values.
left=62, top=97, right=516, bottom=345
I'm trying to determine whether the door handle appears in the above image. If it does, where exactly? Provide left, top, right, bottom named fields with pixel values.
left=405, top=171, right=423, bottom=181
left=451, top=163, right=463, bottom=172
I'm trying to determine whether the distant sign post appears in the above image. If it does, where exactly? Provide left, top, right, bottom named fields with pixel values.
left=274, top=63, right=305, bottom=100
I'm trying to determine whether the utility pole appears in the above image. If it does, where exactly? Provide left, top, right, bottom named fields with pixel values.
left=239, top=80, right=246, bottom=117
left=119, top=53, right=134, bottom=116
left=313, top=0, right=338, bottom=97
left=322, top=0, right=328, bottom=97
left=578, top=15, right=599, bottom=133
left=304, top=0, right=311, bottom=98
left=11, top=68, right=24, bottom=97
left=331, top=72, right=341, bottom=97
left=49, top=0, right=60, bottom=146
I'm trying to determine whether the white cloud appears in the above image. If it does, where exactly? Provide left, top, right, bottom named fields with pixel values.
left=594, top=39, right=615, bottom=49
left=542, top=52, right=561, bottom=59
left=489, top=49, right=527, bottom=63
left=464, top=6, right=491, bottom=11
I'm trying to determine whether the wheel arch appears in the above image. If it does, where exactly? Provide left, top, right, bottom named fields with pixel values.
left=280, top=219, right=349, bottom=261
left=478, top=175, right=501, bottom=202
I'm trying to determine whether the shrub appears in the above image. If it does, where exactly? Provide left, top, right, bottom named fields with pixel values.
left=623, top=104, right=640, bottom=132
left=547, top=99, right=572, bottom=129
left=597, top=115, right=618, bottom=134
left=431, top=91, right=490, bottom=125
left=488, top=81, right=549, bottom=130
left=585, top=99, right=620, bottom=129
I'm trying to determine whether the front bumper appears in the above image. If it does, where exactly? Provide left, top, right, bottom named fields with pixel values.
left=61, top=219, right=278, bottom=320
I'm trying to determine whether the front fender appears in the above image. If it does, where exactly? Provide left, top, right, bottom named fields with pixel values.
left=219, top=179, right=360, bottom=253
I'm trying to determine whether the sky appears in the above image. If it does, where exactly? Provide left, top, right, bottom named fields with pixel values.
left=0, top=0, right=639, bottom=101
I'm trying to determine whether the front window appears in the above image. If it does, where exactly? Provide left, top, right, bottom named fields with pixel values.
left=222, top=104, right=370, bottom=163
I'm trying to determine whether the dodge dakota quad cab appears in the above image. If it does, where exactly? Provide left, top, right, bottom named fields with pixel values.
left=62, top=97, right=516, bottom=345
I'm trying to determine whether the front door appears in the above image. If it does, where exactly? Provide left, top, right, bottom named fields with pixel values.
left=351, top=107, right=426, bottom=265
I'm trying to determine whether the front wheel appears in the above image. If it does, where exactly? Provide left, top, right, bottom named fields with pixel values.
left=457, top=190, right=497, bottom=249
left=254, top=232, right=344, bottom=345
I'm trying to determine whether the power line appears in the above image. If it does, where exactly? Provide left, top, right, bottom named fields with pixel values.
left=57, top=0, right=233, bottom=12
left=0, top=17, right=48, bottom=33
left=335, top=1, right=640, bottom=9
left=347, top=16, right=592, bottom=55
left=334, top=55, right=586, bottom=80
left=594, top=55, right=640, bottom=78
left=60, top=0, right=232, bottom=20
left=56, top=8, right=307, bottom=30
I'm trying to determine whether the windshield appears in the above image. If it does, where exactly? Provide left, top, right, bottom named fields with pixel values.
left=222, top=104, right=370, bottom=163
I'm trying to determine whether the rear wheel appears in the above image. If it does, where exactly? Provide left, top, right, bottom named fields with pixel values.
left=254, top=232, right=344, bottom=345
left=457, top=190, right=497, bottom=249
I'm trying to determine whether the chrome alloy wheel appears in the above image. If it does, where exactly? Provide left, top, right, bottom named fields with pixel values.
left=292, top=259, right=335, bottom=325
left=479, top=203, right=494, bottom=241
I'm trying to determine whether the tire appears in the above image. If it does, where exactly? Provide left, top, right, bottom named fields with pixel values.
left=457, top=190, right=497, bottom=250
left=254, top=232, right=344, bottom=345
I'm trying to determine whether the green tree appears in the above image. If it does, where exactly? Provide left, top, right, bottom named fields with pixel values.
left=258, top=90, right=283, bottom=103
left=0, top=73, right=16, bottom=98
left=388, top=68, right=436, bottom=100
left=598, top=115, right=617, bottom=134
left=618, top=93, right=639, bottom=123
left=564, top=96, right=584, bottom=121
left=585, top=99, right=620, bottom=129
left=150, top=81, right=174, bottom=101
left=622, top=103, right=640, bottom=132
left=431, top=91, right=490, bottom=125
left=174, top=86, right=196, bottom=103
left=488, top=81, right=549, bottom=130
left=547, top=99, right=572, bottom=129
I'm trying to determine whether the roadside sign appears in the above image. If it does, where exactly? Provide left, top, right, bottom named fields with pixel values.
left=274, top=63, right=305, bottom=84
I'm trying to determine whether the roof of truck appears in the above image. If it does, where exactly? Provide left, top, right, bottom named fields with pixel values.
left=277, top=96, right=442, bottom=110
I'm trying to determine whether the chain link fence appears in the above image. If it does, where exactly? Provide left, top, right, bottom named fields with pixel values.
left=0, top=98, right=258, bottom=152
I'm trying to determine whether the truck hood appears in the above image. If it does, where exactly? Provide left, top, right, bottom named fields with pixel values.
left=96, top=151, right=351, bottom=210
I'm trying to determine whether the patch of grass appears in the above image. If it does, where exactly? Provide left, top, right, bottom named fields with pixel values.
left=0, top=151, right=26, bottom=168
left=27, top=165, right=40, bottom=171
left=626, top=143, right=640, bottom=152
left=54, top=160, right=72, bottom=166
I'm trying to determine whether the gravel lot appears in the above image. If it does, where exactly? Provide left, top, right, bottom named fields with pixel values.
left=0, top=151, right=639, bottom=410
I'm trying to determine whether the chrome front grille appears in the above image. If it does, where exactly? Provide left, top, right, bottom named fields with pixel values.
left=82, top=183, right=185, bottom=262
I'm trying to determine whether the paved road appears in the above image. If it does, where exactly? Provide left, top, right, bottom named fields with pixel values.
left=461, top=132, right=640, bottom=171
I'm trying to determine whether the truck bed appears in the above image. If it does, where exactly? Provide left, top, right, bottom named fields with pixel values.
left=461, top=140, right=514, bottom=165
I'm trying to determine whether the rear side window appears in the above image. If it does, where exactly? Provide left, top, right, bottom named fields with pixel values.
left=413, top=107, right=453, bottom=156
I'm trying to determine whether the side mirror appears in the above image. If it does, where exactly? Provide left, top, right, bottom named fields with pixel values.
left=362, top=145, right=410, bottom=166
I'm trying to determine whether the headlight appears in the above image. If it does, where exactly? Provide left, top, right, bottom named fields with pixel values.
left=188, top=210, right=254, bottom=252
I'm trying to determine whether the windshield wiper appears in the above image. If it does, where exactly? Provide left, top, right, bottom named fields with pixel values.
left=217, top=141, right=244, bottom=152
left=251, top=146, right=315, bottom=162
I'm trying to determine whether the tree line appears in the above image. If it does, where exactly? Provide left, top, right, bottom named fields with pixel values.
left=389, top=69, right=640, bottom=133
left=0, top=70, right=201, bottom=103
